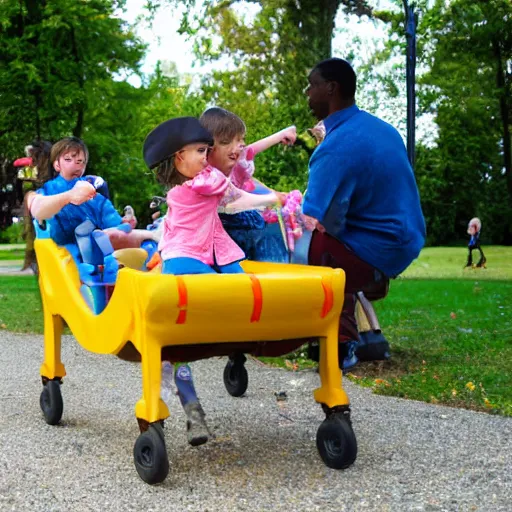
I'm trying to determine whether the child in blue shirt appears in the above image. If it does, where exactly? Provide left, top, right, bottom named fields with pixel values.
left=466, top=217, right=486, bottom=268
left=27, top=137, right=157, bottom=249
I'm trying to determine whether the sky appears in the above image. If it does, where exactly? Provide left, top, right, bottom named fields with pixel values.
left=120, top=1, right=435, bottom=145
left=121, top=0, right=197, bottom=78
left=121, top=0, right=394, bottom=77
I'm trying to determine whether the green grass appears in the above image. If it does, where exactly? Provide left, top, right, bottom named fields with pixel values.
left=0, top=244, right=25, bottom=261
left=351, top=246, right=512, bottom=415
left=401, top=246, right=512, bottom=280
left=0, top=245, right=511, bottom=415
left=263, top=246, right=512, bottom=416
left=351, top=278, right=512, bottom=416
left=0, top=276, right=44, bottom=333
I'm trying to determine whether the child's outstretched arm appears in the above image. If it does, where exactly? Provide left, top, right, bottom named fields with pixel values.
left=27, top=181, right=96, bottom=221
left=247, top=125, right=297, bottom=156
left=99, top=200, right=160, bottom=249
left=105, top=227, right=160, bottom=250
left=231, top=127, right=296, bottom=192
left=221, top=185, right=283, bottom=214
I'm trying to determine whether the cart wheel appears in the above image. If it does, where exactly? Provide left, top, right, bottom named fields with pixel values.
left=316, top=415, right=357, bottom=470
left=40, top=379, right=63, bottom=425
left=133, top=423, right=169, bottom=484
left=223, top=357, right=248, bottom=397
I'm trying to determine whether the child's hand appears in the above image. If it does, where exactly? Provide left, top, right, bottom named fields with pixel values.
left=303, top=214, right=326, bottom=233
left=68, top=181, right=96, bottom=205
left=308, top=121, right=326, bottom=144
left=280, top=126, right=297, bottom=146
left=275, top=191, right=288, bottom=206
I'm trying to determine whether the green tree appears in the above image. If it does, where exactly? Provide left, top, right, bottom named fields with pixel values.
left=371, top=0, right=512, bottom=244
left=0, top=0, right=145, bottom=267
left=152, top=0, right=374, bottom=190
left=0, top=0, right=146, bottom=155
left=84, top=63, right=208, bottom=225
left=424, top=0, right=512, bottom=243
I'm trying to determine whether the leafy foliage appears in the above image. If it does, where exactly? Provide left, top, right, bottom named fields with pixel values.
left=84, top=67, right=208, bottom=223
left=0, top=1, right=206, bottom=227
left=0, top=0, right=146, bottom=153
left=373, top=0, right=512, bottom=244
left=423, top=0, right=512, bottom=244
left=155, top=0, right=375, bottom=190
left=1, top=0, right=511, bottom=248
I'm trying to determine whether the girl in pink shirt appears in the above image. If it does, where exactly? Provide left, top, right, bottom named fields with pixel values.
left=153, top=129, right=280, bottom=274
left=142, top=116, right=279, bottom=446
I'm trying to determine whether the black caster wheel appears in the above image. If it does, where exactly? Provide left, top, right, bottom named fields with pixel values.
left=223, top=355, right=248, bottom=397
left=316, top=413, right=357, bottom=470
left=40, top=379, right=63, bottom=425
left=133, top=423, right=169, bottom=484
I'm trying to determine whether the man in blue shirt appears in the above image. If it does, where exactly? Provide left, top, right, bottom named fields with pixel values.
left=303, top=58, right=426, bottom=369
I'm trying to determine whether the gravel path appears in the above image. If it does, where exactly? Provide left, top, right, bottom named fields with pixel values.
left=0, top=260, right=33, bottom=276
left=0, top=331, right=510, bottom=511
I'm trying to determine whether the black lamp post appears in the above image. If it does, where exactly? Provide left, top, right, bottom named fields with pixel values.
left=403, top=0, right=417, bottom=169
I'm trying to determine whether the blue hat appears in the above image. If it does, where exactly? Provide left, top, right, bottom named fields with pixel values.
left=143, top=117, right=213, bottom=169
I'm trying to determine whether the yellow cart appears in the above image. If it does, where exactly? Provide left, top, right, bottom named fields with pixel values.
left=35, top=228, right=357, bottom=484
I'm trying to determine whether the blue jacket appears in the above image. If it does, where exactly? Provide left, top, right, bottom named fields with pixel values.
left=37, top=175, right=122, bottom=246
left=303, top=105, right=426, bottom=277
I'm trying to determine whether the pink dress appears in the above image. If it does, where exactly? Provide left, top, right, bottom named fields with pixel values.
left=158, top=166, right=245, bottom=266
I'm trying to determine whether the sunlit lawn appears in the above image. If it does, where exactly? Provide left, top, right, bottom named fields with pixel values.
left=0, top=243, right=25, bottom=262
left=0, top=275, right=43, bottom=333
left=354, top=278, right=512, bottom=416
left=401, top=246, right=512, bottom=280
left=353, top=246, right=512, bottom=416
left=1, top=245, right=511, bottom=415
left=267, top=246, right=512, bottom=416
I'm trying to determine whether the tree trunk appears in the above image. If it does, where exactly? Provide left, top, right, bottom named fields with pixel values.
left=493, top=41, right=511, bottom=205
left=21, top=191, right=37, bottom=271
left=293, top=0, right=340, bottom=59
left=285, top=0, right=339, bottom=64
left=278, top=0, right=373, bottom=104
left=19, top=0, right=45, bottom=269
left=25, top=0, right=46, bottom=139
left=493, top=39, right=512, bottom=243
left=70, top=24, right=86, bottom=138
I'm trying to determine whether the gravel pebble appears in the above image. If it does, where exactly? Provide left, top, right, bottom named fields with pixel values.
left=0, top=332, right=510, bottom=511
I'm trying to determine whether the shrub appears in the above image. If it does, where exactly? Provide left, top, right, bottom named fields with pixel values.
left=0, top=221, right=24, bottom=243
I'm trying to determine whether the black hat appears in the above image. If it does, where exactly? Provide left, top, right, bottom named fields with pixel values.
left=143, top=117, right=214, bottom=169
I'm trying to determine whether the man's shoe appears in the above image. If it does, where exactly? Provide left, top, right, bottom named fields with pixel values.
left=184, top=401, right=209, bottom=447
left=356, top=331, right=391, bottom=361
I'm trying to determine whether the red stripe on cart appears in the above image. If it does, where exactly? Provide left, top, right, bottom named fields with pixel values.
left=320, top=277, right=333, bottom=318
left=249, top=274, right=262, bottom=323
left=176, top=276, right=188, bottom=324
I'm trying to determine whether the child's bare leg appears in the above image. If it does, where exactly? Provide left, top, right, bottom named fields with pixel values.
left=105, top=228, right=159, bottom=250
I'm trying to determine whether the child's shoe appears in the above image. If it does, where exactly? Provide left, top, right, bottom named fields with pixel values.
left=476, top=257, right=487, bottom=268
left=184, top=401, right=209, bottom=447
left=307, top=340, right=359, bottom=372
left=340, top=340, right=359, bottom=372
